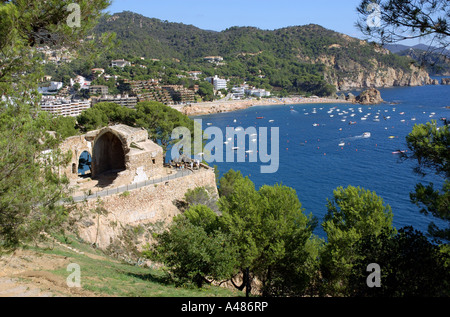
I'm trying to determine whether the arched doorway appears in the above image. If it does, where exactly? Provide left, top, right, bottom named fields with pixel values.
left=78, top=151, right=92, bottom=177
left=92, top=131, right=126, bottom=179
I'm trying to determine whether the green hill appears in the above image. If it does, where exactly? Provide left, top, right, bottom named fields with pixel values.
left=91, top=11, right=431, bottom=96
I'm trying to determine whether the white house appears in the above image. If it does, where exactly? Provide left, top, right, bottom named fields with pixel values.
left=111, top=59, right=131, bottom=68
left=38, top=81, right=63, bottom=94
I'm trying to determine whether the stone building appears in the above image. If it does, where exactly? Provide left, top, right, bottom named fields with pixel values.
left=59, top=124, right=164, bottom=187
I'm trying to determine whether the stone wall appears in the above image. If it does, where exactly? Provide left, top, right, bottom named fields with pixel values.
left=59, top=135, right=93, bottom=181
left=71, top=168, right=218, bottom=251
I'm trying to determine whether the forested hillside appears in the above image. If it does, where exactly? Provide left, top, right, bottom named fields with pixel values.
left=80, top=11, right=432, bottom=96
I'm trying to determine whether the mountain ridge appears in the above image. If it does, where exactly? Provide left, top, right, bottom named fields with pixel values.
left=93, top=11, right=435, bottom=94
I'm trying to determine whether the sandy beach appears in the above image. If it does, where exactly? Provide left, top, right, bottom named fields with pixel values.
left=172, top=97, right=349, bottom=116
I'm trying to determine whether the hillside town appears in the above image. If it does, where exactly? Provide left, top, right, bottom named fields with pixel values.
left=38, top=49, right=272, bottom=117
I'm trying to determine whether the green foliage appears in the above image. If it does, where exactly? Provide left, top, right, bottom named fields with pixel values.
left=49, top=115, right=79, bottom=139
left=406, top=120, right=450, bottom=240
left=349, top=227, right=450, bottom=297
left=134, top=101, right=195, bottom=154
left=183, top=187, right=219, bottom=213
left=148, top=214, right=238, bottom=288
left=149, top=169, right=450, bottom=296
left=0, top=105, right=72, bottom=251
left=321, top=186, right=395, bottom=296
left=183, top=204, right=221, bottom=235
left=149, top=169, right=320, bottom=294
left=197, top=81, right=215, bottom=101
left=217, top=169, right=244, bottom=198
left=0, top=0, right=111, bottom=253
left=77, top=102, right=135, bottom=132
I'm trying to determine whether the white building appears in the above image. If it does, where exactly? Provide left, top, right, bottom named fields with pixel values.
left=40, top=97, right=90, bottom=117
left=231, top=86, right=246, bottom=99
left=205, top=75, right=228, bottom=91
left=111, top=59, right=131, bottom=68
left=204, top=56, right=223, bottom=63
left=188, top=71, right=202, bottom=79
left=245, top=88, right=271, bottom=98
left=38, top=81, right=63, bottom=94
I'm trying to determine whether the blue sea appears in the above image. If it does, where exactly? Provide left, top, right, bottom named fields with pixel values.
left=194, top=82, right=449, bottom=238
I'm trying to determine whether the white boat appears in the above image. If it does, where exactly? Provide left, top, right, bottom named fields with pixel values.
left=363, top=132, right=371, bottom=138
left=339, top=142, right=345, bottom=147
left=361, top=117, right=367, bottom=121
left=269, top=120, right=274, bottom=123
left=232, top=147, right=239, bottom=150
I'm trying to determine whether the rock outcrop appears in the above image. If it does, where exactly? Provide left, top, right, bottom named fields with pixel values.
left=441, top=78, right=450, bottom=85
left=356, top=88, right=384, bottom=104
left=346, top=93, right=356, bottom=103
left=324, top=59, right=435, bottom=91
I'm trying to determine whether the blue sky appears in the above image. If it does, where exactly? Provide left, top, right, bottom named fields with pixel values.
left=107, top=0, right=365, bottom=38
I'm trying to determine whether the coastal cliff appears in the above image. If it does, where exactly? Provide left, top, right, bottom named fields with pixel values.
left=330, top=64, right=434, bottom=91
left=315, top=42, right=436, bottom=91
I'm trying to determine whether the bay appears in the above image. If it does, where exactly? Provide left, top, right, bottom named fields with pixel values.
left=194, top=83, right=449, bottom=238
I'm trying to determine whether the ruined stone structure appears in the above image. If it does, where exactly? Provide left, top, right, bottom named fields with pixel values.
left=59, top=124, right=164, bottom=187
left=59, top=124, right=219, bottom=253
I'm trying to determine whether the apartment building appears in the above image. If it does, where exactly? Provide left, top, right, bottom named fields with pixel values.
left=89, top=85, right=109, bottom=96
left=40, top=97, right=90, bottom=117
left=205, top=75, right=228, bottom=91
left=91, top=94, right=138, bottom=109
left=162, top=85, right=196, bottom=104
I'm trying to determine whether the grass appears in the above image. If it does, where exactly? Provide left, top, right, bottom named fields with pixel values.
left=30, top=234, right=242, bottom=297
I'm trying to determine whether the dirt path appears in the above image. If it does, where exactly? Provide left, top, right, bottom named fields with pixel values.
left=0, top=248, right=98, bottom=297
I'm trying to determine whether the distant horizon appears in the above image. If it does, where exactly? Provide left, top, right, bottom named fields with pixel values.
left=106, top=0, right=428, bottom=47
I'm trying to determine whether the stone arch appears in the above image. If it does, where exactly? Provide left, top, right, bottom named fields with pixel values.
left=92, top=130, right=127, bottom=178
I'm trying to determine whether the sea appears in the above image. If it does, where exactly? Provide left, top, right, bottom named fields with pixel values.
left=193, top=79, right=449, bottom=239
